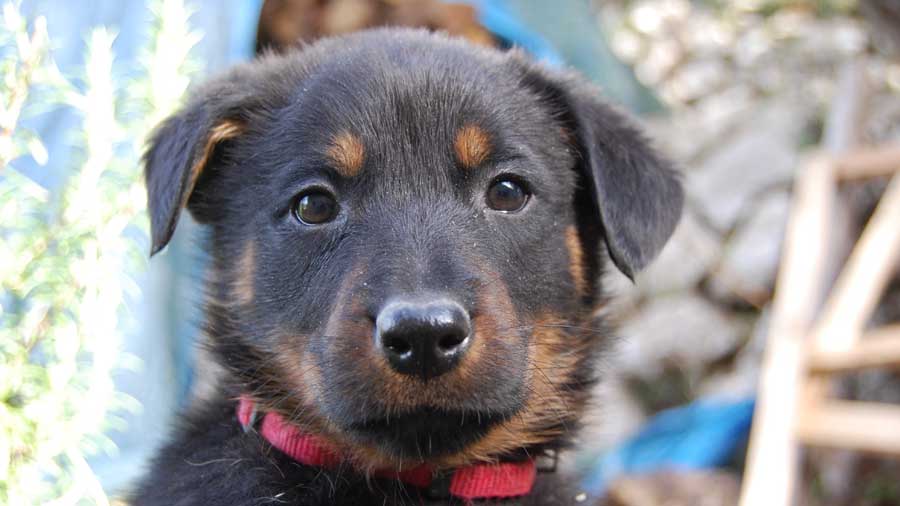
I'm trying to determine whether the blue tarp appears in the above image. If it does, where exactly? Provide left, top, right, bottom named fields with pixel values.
left=582, top=397, right=756, bottom=497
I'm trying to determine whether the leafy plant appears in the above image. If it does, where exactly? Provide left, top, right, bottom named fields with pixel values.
left=0, top=1, right=199, bottom=503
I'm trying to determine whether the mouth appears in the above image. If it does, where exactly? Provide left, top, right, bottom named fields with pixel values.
left=347, top=408, right=511, bottom=459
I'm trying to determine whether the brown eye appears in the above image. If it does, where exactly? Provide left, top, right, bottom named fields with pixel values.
left=293, top=191, right=338, bottom=224
left=486, top=179, right=529, bottom=212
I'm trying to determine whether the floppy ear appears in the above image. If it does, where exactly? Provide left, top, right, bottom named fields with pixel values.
left=143, top=57, right=303, bottom=255
left=520, top=65, right=684, bottom=280
left=144, top=109, right=243, bottom=255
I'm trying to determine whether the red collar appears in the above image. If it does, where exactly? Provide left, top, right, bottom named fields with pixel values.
left=237, top=397, right=536, bottom=501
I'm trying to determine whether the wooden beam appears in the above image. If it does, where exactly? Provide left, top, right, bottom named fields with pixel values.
left=796, top=400, right=900, bottom=456
left=738, top=155, right=836, bottom=506
left=812, top=172, right=900, bottom=353
left=822, top=59, right=868, bottom=156
left=835, top=145, right=900, bottom=180
left=809, top=325, right=900, bottom=373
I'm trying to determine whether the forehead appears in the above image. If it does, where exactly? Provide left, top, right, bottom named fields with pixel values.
left=272, top=43, right=555, bottom=177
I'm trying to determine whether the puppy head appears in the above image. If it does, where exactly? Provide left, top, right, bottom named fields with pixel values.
left=144, top=29, right=682, bottom=469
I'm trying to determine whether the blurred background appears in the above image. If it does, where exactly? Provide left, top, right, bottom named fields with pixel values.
left=1, top=0, right=898, bottom=505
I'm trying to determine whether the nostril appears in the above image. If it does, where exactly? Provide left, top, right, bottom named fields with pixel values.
left=437, top=333, right=467, bottom=352
left=384, top=336, right=412, bottom=356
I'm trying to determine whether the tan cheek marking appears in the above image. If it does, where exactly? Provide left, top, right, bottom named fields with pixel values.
left=259, top=323, right=397, bottom=471
left=437, top=315, right=588, bottom=469
left=233, top=240, right=256, bottom=306
left=459, top=271, right=517, bottom=379
left=270, top=340, right=319, bottom=410
left=565, top=225, right=588, bottom=297
left=454, top=124, right=492, bottom=169
left=182, top=120, right=244, bottom=209
left=297, top=349, right=324, bottom=407
left=263, top=342, right=349, bottom=453
left=327, top=131, right=365, bottom=177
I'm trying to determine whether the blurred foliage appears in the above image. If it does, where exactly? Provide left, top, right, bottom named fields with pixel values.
left=0, top=1, right=198, bottom=503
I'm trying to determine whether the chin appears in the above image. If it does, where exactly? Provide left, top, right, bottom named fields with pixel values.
left=346, top=408, right=513, bottom=460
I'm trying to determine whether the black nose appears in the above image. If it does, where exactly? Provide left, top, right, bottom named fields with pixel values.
left=375, top=298, right=472, bottom=379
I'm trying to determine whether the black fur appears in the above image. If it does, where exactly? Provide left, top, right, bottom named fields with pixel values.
left=134, top=28, right=682, bottom=505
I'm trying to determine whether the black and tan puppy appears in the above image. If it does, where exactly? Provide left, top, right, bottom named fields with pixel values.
left=134, top=28, right=682, bottom=505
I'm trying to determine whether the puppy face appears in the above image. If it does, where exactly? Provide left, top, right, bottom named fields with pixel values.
left=144, top=29, right=682, bottom=470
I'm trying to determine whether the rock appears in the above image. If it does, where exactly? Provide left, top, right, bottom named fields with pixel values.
left=865, top=91, right=900, bottom=143
left=665, top=57, right=729, bottom=103
left=578, top=377, right=648, bottom=453
left=599, top=265, right=642, bottom=323
left=645, top=85, right=753, bottom=164
left=636, top=209, right=722, bottom=296
left=700, top=307, right=769, bottom=398
left=709, top=190, right=791, bottom=305
left=688, top=99, right=807, bottom=231
left=614, top=294, right=749, bottom=381
left=607, top=470, right=740, bottom=506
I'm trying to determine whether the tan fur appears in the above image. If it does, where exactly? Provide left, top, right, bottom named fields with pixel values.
left=327, top=131, right=365, bottom=177
left=182, top=121, right=244, bottom=209
left=565, top=225, right=588, bottom=297
left=233, top=240, right=256, bottom=306
left=262, top=343, right=338, bottom=449
left=442, top=316, right=586, bottom=468
left=457, top=272, right=517, bottom=379
left=454, top=124, right=491, bottom=168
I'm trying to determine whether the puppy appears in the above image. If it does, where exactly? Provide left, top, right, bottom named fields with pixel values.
left=133, top=28, right=682, bottom=505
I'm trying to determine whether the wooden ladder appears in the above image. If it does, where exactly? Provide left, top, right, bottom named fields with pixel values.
left=738, top=141, right=900, bottom=505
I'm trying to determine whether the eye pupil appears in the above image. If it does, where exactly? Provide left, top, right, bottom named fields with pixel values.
left=486, top=179, right=528, bottom=212
left=294, top=191, right=338, bottom=224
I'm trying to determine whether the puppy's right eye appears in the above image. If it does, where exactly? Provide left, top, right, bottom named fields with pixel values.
left=293, top=190, right=339, bottom=224
left=486, top=178, right=529, bottom=213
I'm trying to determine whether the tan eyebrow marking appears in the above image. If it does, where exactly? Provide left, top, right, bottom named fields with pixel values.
left=326, top=131, right=365, bottom=177
left=454, top=124, right=492, bottom=169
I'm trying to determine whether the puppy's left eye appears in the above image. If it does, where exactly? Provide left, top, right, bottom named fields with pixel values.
left=486, top=178, right=529, bottom=213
